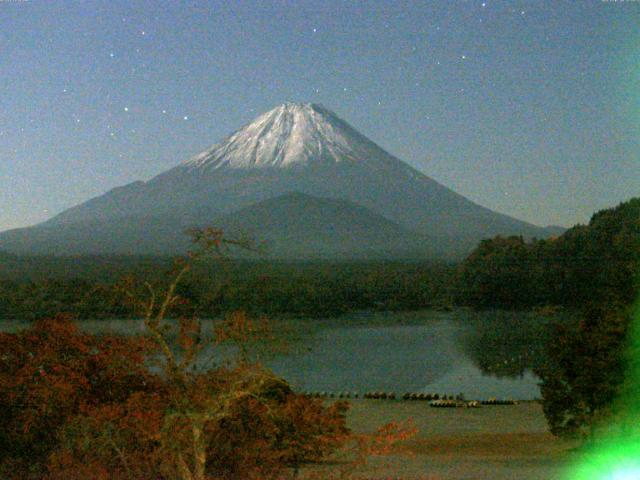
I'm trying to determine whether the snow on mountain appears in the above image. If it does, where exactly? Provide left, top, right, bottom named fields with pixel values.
left=182, top=102, right=400, bottom=171
left=0, top=102, right=559, bottom=258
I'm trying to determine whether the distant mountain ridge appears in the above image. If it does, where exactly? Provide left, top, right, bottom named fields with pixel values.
left=0, top=103, right=561, bottom=258
left=215, top=192, right=430, bottom=259
left=0, top=193, right=430, bottom=258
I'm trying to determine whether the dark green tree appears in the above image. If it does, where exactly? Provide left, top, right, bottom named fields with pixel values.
left=536, top=302, right=632, bottom=438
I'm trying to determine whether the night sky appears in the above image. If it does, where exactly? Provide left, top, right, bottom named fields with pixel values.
left=1, top=0, right=638, bottom=232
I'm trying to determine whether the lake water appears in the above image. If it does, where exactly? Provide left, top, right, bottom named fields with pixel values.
left=0, top=310, right=547, bottom=400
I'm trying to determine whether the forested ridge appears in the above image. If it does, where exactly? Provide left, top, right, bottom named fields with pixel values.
left=456, top=197, right=640, bottom=310
left=0, top=259, right=456, bottom=320
left=1, top=199, right=638, bottom=321
left=456, top=197, right=640, bottom=438
left=456, top=198, right=640, bottom=438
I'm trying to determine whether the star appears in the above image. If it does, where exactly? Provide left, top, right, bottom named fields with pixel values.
left=482, top=2, right=486, bottom=6
left=162, top=110, right=167, bottom=114
left=109, top=52, right=114, bottom=58
left=183, top=116, right=189, bottom=120
left=461, top=54, right=467, bottom=60
left=141, top=30, right=146, bottom=36
left=123, top=107, right=129, bottom=112
left=312, top=28, right=317, bottom=33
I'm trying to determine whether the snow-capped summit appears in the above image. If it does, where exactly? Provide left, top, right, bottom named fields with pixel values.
left=0, top=102, right=560, bottom=258
left=183, top=102, right=393, bottom=170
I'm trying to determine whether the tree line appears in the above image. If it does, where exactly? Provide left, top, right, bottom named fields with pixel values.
left=458, top=198, right=640, bottom=439
left=0, top=260, right=456, bottom=320
left=456, top=198, right=639, bottom=310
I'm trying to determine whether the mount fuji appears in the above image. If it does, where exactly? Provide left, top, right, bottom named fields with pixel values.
left=0, top=103, right=560, bottom=258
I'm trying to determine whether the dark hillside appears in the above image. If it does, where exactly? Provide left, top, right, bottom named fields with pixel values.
left=456, top=197, right=640, bottom=309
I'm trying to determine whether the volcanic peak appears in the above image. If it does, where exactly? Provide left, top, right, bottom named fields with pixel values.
left=182, top=102, right=390, bottom=170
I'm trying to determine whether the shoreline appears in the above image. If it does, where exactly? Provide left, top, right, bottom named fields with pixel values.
left=327, top=399, right=576, bottom=479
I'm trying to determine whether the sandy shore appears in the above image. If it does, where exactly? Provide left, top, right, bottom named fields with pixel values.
left=328, top=399, right=578, bottom=479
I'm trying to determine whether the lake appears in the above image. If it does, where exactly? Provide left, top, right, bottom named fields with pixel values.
left=0, top=309, right=550, bottom=400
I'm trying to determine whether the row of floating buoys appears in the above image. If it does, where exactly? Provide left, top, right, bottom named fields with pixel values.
left=302, top=392, right=360, bottom=399
left=481, top=398, right=517, bottom=405
left=402, top=393, right=456, bottom=401
left=301, top=392, right=457, bottom=401
left=364, top=392, right=397, bottom=399
left=429, top=399, right=482, bottom=408
left=300, top=392, right=517, bottom=406
left=429, top=399, right=459, bottom=408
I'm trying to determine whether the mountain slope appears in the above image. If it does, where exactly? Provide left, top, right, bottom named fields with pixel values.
left=0, top=193, right=431, bottom=258
left=214, top=192, right=430, bottom=259
left=1, top=103, right=558, bottom=257
left=183, top=102, right=382, bottom=169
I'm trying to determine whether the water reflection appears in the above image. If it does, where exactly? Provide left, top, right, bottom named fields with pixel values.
left=458, top=310, right=552, bottom=379
left=260, top=311, right=549, bottom=399
left=268, top=321, right=462, bottom=393
left=0, top=310, right=553, bottom=400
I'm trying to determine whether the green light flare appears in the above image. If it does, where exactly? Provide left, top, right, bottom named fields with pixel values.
left=563, top=299, right=640, bottom=480
left=568, top=437, right=640, bottom=480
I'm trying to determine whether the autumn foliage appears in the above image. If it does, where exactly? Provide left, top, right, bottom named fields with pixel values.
left=0, top=313, right=355, bottom=479
left=0, top=229, right=416, bottom=479
left=0, top=315, right=154, bottom=476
